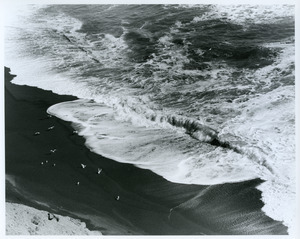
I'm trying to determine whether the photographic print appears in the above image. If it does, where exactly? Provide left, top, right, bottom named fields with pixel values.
left=2, top=1, right=297, bottom=237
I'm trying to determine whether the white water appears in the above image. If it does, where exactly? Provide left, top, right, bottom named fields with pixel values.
left=192, top=4, right=294, bottom=25
left=46, top=81, right=295, bottom=233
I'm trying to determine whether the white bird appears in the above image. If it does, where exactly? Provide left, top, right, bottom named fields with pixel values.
left=46, top=160, right=48, bottom=163
left=47, top=126, right=55, bottom=130
left=41, top=162, right=44, bottom=165
left=73, top=130, right=78, bottom=134
left=97, top=168, right=102, bottom=174
left=34, top=132, right=40, bottom=136
left=76, top=181, right=80, bottom=185
left=81, top=164, right=86, bottom=169
left=116, top=196, right=120, bottom=201
left=50, top=149, right=57, bottom=153
left=53, top=163, right=56, bottom=167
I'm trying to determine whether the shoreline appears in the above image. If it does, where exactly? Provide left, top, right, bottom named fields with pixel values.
left=6, top=202, right=102, bottom=235
left=4, top=67, right=288, bottom=235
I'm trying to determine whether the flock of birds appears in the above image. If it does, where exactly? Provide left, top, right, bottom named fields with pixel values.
left=34, top=115, right=120, bottom=201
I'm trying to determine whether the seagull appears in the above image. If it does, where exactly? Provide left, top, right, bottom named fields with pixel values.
left=76, top=181, right=80, bottom=186
left=34, top=132, right=40, bottom=136
left=97, top=168, right=102, bottom=174
left=115, top=196, right=120, bottom=201
left=50, top=149, right=57, bottom=153
left=46, top=160, right=48, bottom=163
left=53, top=163, right=56, bottom=167
left=41, top=162, right=44, bottom=165
left=47, top=126, right=55, bottom=130
left=81, top=164, right=86, bottom=169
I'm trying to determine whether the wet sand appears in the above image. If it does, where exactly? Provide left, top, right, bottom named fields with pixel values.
left=4, top=67, right=288, bottom=235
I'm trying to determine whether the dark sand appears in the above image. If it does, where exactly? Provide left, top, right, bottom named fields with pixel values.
left=4, top=67, right=288, bottom=235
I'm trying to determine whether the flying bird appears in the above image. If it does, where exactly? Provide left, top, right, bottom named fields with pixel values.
left=47, top=126, right=55, bottom=130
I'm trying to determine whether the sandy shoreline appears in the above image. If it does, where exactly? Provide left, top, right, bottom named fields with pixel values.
left=6, top=202, right=102, bottom=235
left=4, top=67, right=288, bottom=235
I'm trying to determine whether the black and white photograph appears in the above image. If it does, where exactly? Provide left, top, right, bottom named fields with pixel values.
left=1, top=0, right=298, bottom=237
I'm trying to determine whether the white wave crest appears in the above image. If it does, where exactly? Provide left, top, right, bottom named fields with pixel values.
left=192, top=5, right=294, bottom=25
left=47, top=99, right=260, bottom=186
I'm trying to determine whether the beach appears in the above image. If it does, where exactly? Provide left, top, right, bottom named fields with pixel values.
left=6, top=202, right=102, bottom=235
left=5, top=67, right=288, bottom=235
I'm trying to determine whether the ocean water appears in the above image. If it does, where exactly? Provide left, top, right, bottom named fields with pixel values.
left=4, top=4, right=295, bottom=234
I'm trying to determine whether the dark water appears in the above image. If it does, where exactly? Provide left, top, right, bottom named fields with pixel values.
left=4, top=4, right=295, bottom=234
